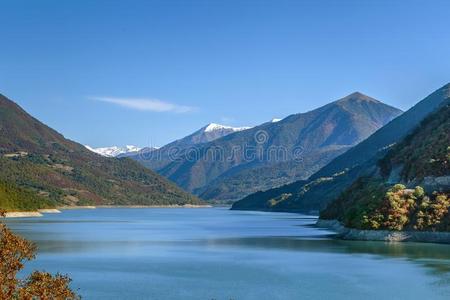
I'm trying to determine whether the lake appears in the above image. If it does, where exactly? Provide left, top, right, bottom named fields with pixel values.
left=5, top=207, right=450, bottom=299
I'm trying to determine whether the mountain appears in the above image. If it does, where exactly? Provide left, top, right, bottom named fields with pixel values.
left=160, top=123, right=252, bottom=148
left=321, top=102, right=450, bottom=232
left=0, top=93, right=201, bottom=211
left=190, top=123, right=252, bottom=145
left=232, top=83, right=450, bottom=212
left=130, top=123, right=251, bottom=174
left=134, top=92, right=402, bottom=202
left=311, top=84, right=450, bottom=180
left=85, top=145, right=146, bottom=157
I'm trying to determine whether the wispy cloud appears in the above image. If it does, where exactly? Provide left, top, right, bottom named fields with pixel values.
left=89, top=96, right=196, bottom=113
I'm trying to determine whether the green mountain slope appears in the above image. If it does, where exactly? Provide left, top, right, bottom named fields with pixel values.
left=321, top=103, right=450, bottom=231
left=232, top=83, right=450, bottom=212
left=136, top=92, right=401, bottom=201
left=0, top=94, right=201, bottom=210
left=0, top=180, right=55, bottom=211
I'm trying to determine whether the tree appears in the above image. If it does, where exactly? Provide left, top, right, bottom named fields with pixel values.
left=0, top=210, right=79, bottom=299
left=382, top=184, right=416, bottom=230
left=415, top=193, right=450, bottom=230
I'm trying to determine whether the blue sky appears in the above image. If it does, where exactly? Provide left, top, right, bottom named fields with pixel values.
left=1, top=0, right=450, bottom=147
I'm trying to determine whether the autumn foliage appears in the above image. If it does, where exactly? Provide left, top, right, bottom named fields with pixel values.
left=0, top=210, right=79, bottom=299
left=321, top=180, right=450, bottom=231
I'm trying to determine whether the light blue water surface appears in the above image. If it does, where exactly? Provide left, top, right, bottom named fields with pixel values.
left=6, top=207, right=450, bottom=300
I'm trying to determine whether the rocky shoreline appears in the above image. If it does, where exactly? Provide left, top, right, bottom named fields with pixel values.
left=316, top=219, right=450, bottom=244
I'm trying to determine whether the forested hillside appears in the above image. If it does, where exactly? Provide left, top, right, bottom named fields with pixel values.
left=0, top=94, right=201, bottom=211
left=321, top=104, right=450, bottom=231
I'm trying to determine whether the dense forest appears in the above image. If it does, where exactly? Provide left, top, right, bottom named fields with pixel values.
left=0, top=179, right=56, bottom=211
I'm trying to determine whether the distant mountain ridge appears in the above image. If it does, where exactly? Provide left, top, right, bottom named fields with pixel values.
left=0, top=93, right=200, bottom=211
left=133, top=92, right=402, bottom=201
left=89, top=123, right=250, bottom=160
left=171, top=123, right=252, bottom=147
left=232, top=83, right=450, bottom=212
left=129, top=123, right=251, bottom=174
left=85, top=145, right=145, bottom=157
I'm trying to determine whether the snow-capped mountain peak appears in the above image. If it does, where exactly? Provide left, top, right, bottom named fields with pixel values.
left=85, top=145, right=144, bottom=157
left=203, top=123, right=251, bottom=133
left=271, top=118, right=282, bottom=123
left=85, top=123, right=250, bottom=158
left=124, top=145, right=142, bottom=152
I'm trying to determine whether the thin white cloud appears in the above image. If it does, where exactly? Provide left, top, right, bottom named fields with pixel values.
left=89, top=96, right=196, bottom=113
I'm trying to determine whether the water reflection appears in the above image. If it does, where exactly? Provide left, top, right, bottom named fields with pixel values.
left=13, top=228, right=450, bottom=276
left=5, top=208, right=450, bottom=299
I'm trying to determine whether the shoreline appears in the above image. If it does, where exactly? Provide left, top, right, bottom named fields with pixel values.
left=3, top=204, right=213, bottom=218
left=4, top=211, right=44, bottom=218
left=37, top=208, right=61, bottom=213
left=93, top=204, right=213, bottom=209
left=316, top=219, right=450, bottom=244
left=230, top=207, right=319, bottom=215
left=57, top=205, right=97, bottom=210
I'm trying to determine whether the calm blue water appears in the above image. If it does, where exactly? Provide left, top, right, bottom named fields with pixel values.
left=6, top=208, right=450, bottom=299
